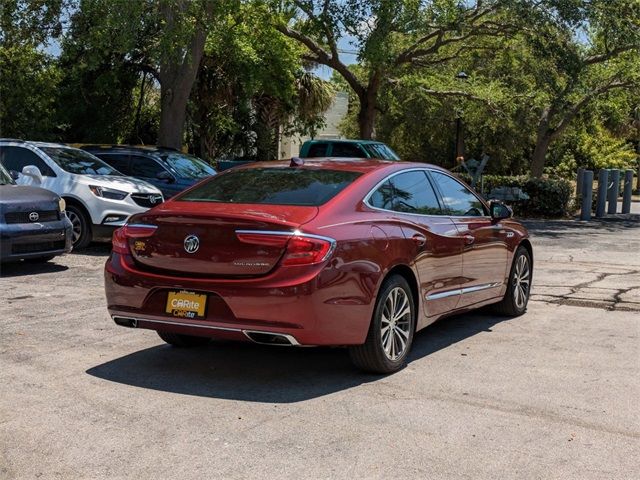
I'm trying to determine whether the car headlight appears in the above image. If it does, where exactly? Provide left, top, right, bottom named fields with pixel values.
left=58, top=198, right=66, bottom=212
left=89, top=185, right=128, bottom=200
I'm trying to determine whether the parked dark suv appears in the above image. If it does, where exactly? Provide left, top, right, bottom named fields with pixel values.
left=0, top=163, right=72, bottom=263
left=80, top=145, right=216, bottom=198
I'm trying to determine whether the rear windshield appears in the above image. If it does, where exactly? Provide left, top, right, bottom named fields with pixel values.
left=160, top=152, right=216, bottom=178
left=177, top=167, right=361, bottom=206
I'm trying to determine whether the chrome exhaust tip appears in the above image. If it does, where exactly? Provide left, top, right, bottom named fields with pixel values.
left=113, top=316, right=138, bottom=328
left=243, top=330, right=300, bottom=346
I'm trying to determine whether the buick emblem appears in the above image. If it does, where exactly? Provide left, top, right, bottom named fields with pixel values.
left=150, top=194, right=162, bottom=205
left=29, top=212, right=39, bottom=222
left=184, top=235, right=200, bottom=254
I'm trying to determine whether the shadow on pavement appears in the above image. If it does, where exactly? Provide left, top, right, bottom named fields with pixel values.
left=75, top=243, right=112, bottom=257
left=0, top=260, right=68, bottom=277
left=522, top=216, right=640, bottom=239
left=86, top=312, right=510, bottom=403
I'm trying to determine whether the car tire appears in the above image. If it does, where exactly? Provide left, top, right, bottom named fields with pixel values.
left=157, top=331, right=211, bottom=348
left=349, top=274, right=416, bottom=374
left=24, top=255, right=56, bottom=263
left=492, top=245, right=532, bottom=316
left=65, top=205, right=92, bottom=249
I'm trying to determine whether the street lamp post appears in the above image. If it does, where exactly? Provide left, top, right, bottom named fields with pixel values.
left=454, top=71, right=469, bottom=165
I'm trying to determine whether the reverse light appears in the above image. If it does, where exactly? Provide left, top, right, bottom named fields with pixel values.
left=112, top=224, right=157, bottom=254
left=89, top=185, right=128, bottom=200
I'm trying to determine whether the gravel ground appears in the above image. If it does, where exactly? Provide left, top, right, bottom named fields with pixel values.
left=1, top=217, right=638, bottom=479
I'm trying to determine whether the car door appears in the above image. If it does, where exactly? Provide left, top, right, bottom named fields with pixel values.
left=368, top=169, right=464, bottom=318
left=429, top=170, right=509, bottom=307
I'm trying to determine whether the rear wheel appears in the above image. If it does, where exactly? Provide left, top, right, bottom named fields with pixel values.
left=157, top=331, right=211, bottom=348
left=349, top=275, right=415, bottom=374
left=492, top=245, right=532, bottom=316
left=65, top=205, right=91, bottom=249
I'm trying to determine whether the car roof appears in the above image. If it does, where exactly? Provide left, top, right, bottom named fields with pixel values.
left=78, top=144, right=177, bottom=153
left=304, top=139, right=388, bottom=145
left=239, top=158, right=447, bottom=175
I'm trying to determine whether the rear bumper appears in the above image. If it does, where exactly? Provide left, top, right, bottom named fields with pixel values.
left=0, top=218, right=73, bottom=261
left=104, top=253, right=376, bottom=346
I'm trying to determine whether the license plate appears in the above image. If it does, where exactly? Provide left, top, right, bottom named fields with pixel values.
left=166, top=291, right=207, bottom=319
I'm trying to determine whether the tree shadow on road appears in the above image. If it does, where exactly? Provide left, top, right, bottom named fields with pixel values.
left=86, top=311, right=511, bottom=403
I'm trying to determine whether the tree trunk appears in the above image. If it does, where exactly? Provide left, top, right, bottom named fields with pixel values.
left=357, top=74, right=381, bottom=140
left=156, top=1, right=211, bottom=150
left=158, top=84, right=192, bottom=150
left=530, top=132, right=553, bottom=178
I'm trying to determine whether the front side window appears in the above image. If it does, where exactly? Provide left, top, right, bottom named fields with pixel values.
left=0, top=146, right=56, bottom=176
left=39, top=147, right=120, bottom=176
left=178, top=167, right=361, bottom=206
left=161, top=153, right=215, bottom=178
left=129, top=155, right=165, bottom=178
left=368, top=170, right=442, bottom=215
left=430, top=171, right=487, bottom=216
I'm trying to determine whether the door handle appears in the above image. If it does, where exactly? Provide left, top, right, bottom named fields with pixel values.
left=412, top=234, right=426, bottom=247
left=463, top=235, right=475, bottom=246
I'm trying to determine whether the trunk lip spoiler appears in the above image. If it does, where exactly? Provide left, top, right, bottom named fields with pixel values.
left=234, top=229, right=337, bottom=262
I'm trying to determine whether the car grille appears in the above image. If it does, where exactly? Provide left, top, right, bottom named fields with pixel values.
left=12, top=240, right=65, bottom=254
left=131, top=193, right=163, bottom=208
left=5, top=210, right=60, bottom=224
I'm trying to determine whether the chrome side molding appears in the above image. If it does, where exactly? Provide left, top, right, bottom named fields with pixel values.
left=425, top=282, right=502, bottom=301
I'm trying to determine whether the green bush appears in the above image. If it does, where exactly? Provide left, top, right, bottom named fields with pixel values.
left=454, top=173, right=574, bottom=218
left=483, top=175, right=574, bottom=217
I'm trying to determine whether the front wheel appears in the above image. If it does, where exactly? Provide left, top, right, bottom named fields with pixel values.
left=349, top=275, right=416, bottom=374
left=65, top=205, right=92, bottom=249
left=492, top=245, right=532, bottom=316
left=157, top=331, right=211, bottom=348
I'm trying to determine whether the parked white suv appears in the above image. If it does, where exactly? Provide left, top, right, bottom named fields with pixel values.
left=0, top=140, right=164, bottom=248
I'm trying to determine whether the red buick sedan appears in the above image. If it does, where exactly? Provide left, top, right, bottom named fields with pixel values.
left=104, top=159, right=532, bottom=373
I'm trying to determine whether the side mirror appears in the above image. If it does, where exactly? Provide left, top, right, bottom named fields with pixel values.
left=21, top=165, right=43, bottom=184
left=156, top=170, right=175, bottom=183
left=9, top=170, right=20, bottom=180
left=490, top=200, right=512, bottom=221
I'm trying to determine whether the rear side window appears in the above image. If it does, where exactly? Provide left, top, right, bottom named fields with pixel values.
left=331, top=142, right=365, bottom=157
left=368, top=170, right=442, bottom=215
left=178, top=168, right=361, bottom=206
left=96, top=154, right=130, bottom=174
left=305, top=143, right=328, bottom=157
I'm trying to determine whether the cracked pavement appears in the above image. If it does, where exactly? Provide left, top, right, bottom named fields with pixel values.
left=1, top=216, right=639, bottom=479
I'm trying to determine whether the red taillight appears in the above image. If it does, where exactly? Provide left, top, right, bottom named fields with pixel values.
left=282, top=235, right=333, bottom=266
left=235, top=230, right=334, bottom=266
left=111, top=224, right=157, bottom=254
left=236, top=232, right=290, bottom=247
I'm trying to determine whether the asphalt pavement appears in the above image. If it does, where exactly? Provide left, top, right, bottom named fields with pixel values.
left=1, top=216, right=638, bottom=479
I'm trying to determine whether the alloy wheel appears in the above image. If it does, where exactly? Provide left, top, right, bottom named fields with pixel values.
left=513, top=254, right=530, bottom=309
left=66, top=210, right=83, bottom=245
left=380, top=287, right=412, bottom=361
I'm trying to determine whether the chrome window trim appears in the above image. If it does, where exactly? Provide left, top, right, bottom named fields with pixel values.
left=363, top=167, right=490, bottom=219
left=234, top=229, right=337, bottom=262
